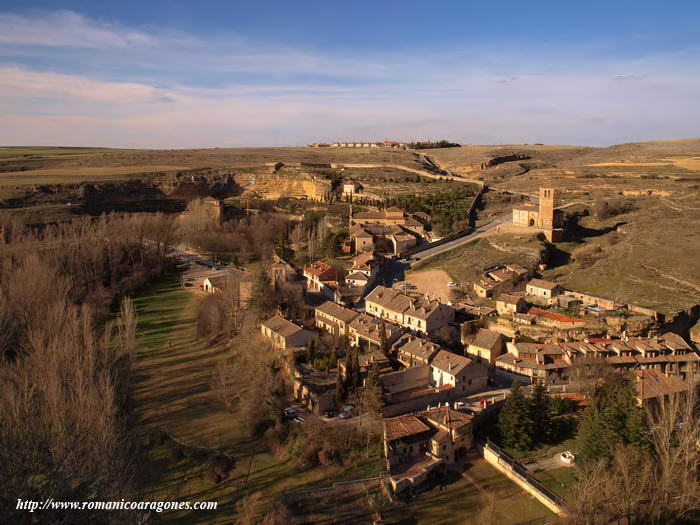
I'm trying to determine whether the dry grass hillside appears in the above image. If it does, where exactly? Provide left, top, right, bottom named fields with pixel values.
left=425, top=139, right=700, bottom=314
left=2, top=140, right=698, bottom=313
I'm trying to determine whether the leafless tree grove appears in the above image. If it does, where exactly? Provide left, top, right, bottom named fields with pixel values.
left=0, top=214, right=176, bottom=523
left=565, top=385, right=700, bottom=524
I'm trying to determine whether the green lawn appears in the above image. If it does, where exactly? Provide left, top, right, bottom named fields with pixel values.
left=381, top=459, right=554, bottom=524
left=533, top=467, right=578, bottom=499
left=129, top=273, right=382, bottom=523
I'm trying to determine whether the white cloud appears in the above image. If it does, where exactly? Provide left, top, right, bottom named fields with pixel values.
left=0, top=10, right=699, bottom=147
left=0, top=10, right=155, bottom=48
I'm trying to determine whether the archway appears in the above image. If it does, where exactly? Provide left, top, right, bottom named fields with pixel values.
left=528, top=218, right=535, bottom=227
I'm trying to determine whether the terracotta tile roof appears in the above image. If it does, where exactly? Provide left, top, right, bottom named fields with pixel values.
left=634, top=369, right=689, bottom=400
left=527, top=278, right=561, bottom=291
left=430, top=350, right=474, bottom=376
left=366, top=286, right=414, bottom=313
left=394, top=335, right=441, bottom=362
left=384, top=414, right=431, bottom=441
left=420, top=406, right=473, bottom=429
left=261, top=315, right=305, bottom=338
left=315, top=301, right=360, bottom=324
left=498, top=293, right=524, bottom=305
left=471, top=329, right=504, bottom=351
left=349, top=313, right=403, bottom=343
left=304, top=261, right=340, bottom=281
left=346, top=271, right=369, bottom=281
left=529, top=307, right=582, bottom=323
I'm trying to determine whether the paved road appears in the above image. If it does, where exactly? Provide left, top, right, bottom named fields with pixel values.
left=405, top=213, right=512, bottom=266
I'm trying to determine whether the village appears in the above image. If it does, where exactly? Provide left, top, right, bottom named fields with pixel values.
left=3, top=2, right=700, bottom=522
left=184, top=184, right=700, bottom=510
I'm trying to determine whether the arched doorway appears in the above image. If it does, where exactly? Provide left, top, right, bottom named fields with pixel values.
left=528, top=218, right=535, bottom=227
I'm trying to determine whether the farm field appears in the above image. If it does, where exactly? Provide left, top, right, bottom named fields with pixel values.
left=0, top=165, right=189, bottom=186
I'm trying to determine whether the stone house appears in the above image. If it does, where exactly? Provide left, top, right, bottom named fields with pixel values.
left=383, top=407, right=474, bottom=492
left=495, top=333, right=700, bottom=385
left=202, top=270, right=254, bottom=302
left=526, top=279, right=564, bottom=302
left=348, top=313, right=404, bottom=350
left=496, top=293, right=526, bottom=315
left=467, top=328, right=507, bottom=367
left=343, top=181, right=364, bottom=195
left=345, top=271, right=371, bottom=290
left=303, top=260, right=343, bottom=299
left=430, top=350, right=488, bottom=395
left=260, top=315, right=314, bottom=351
left=393, top=334, right=441, bottom=366
left=314, top=301, right=360, bottom=338
left=292, top=364, right=337, bottom=415
left=365, top=286, right=455, bottom=335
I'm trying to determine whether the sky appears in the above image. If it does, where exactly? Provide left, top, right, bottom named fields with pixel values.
left=0, top=1, right=699, bottom=148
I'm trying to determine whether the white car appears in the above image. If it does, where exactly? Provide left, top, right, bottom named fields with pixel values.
left=447, top=282, right=458, bottom=287
left=560, top=451, right=576, bottom=464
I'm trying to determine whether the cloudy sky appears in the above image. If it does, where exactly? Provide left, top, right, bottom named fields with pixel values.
left=0, top=0, right=699, bottom=148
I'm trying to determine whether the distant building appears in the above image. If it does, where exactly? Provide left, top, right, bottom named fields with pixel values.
left=343, top=181, right=364, bottom=195
left=473, top=264, right=529, bottom=298
left=202, top=270, right=254, bottom=302
left=292, top=364, right=337, bottom=414
left=303, top=260, right=342, bottom=299
left=430, top=350, right=487, bottom=395
left=633, top=368, right=690, bottom=407
left=528, top=307, right=587, bottom=330
left=393, top=334, right=441, bottom=366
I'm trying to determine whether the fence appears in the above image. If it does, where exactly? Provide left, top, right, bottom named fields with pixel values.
left=482, top=439, right=564, bottom=515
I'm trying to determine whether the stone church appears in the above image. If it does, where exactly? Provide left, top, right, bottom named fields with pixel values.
left=512, top=187, right=565, bottom=242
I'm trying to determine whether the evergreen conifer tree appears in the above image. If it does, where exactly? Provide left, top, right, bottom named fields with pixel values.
left=578, top=374, right=649, bottom=463
left=497, top=382, right=534, bottom=450
left=530, top=381, right=552, bottom=443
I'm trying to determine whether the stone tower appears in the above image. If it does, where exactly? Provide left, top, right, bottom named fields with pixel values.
left=537, top=187, right=555, bottom=229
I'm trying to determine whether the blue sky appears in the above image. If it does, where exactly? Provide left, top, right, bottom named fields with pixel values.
left=0, top=1, right=699, bottom=147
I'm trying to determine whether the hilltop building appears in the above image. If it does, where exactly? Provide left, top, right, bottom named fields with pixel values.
left=512, top=187, right=565, bottom=242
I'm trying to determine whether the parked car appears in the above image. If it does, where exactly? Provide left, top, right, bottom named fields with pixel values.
left=560, top=451, right=576, bottom=464
left=447, top=281, right=458, bottom=287
left=454, top=401, right=467, bottom=410
left=283, top=407, right=297, bottom=419
left=184, top=282, right=193, bottom=287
